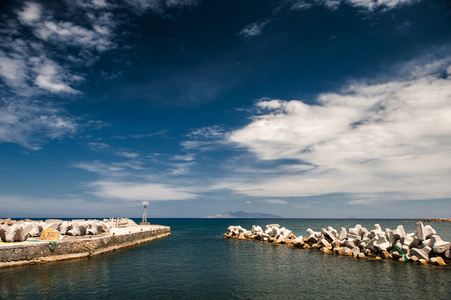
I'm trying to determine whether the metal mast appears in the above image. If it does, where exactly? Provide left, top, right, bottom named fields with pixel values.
left=142, top=201, right=149, bottom=223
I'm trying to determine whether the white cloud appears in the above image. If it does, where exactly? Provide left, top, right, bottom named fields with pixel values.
left=170, top=162, right=194, bottom=175
left=187, top=125, right=226, bottom=139
left=32, top=58, right=80, bottom=94
left=89, top=180, right=196, bottom=201
left=124, top=0, right=200, bottom=15
left=0, top=99, right=77, bottom=150
left=173, top=154, right=196, bottom=161
left=266, top=199, right=288, bottom=204
left=238, top=20, right=271, bottom=39
left=116, top=151, right=139, bottom=158
left=72, top=161, right=126, bottom=176
left=289, top=0, right=420, bottom=11
left=346, top=0, right=419, bottom=11
left=18, top=2, right=41, bottom=24
left=87, top=142, right=110, bottom=151
left=227, top=59, right=451, bottom=200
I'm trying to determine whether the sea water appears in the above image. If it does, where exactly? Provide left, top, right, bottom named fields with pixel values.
left=1, top=218, right=450, bottom=299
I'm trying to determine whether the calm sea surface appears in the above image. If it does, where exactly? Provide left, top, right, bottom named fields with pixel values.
left=1, top=218, right=451, bottom=299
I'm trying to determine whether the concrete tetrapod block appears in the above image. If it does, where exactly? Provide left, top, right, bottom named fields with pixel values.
left=415, top=222, right=436, bottom=241
left=386, top=229, right=395, bottom=244
left=45, top=219, right=63, bottom=227
left=320, top=239, right=332, bottom=250
left=402, top=235, right=415, bottom=248
left=252, top=225, right=263, bottom=235
left=430, top=235, right=451, bottom=254
left=338, top=227, right=347, bottom=241
left=28, top=222, right=41, bottom=237
left=22, top=223, right=33, bottom=240
left=244, top=231, right=253, bottom=239
left=375, top=234, right=391, bottom=252
left=0, top=225, right=7, bottom=242
left=78, top=222, right=87, bottom=235
left=321, top=229, right=335, bottom=243
left=12, top=224, right=25, bottom=242
left=99, top=222, right=110, bottom=234
left=58, top=221, right=71, bottom=235
left=396, top=225, right=407, bottom=238
left=86, top=223, right=99, bottom=235
left=327, top=226, right=338, bottom=239
left=4, top=224, right=17, bottom=242
left=66, top=223, right=80, bottom=236
left=410, top=248, right=430, bottom=261
left=292, top=236, right=304, bottom=247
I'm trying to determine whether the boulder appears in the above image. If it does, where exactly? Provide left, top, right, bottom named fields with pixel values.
left=410, top=248, right=429, bottom=261
left=430, top=235, right=451, bottom=254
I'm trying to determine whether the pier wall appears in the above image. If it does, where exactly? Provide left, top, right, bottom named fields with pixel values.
left=0, top=226, right=170, bottom=268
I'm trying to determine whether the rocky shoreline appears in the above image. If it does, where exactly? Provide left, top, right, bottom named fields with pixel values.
left=417, top=218, right=451, bottom=223
left=224, top=222, right=451, bottom=266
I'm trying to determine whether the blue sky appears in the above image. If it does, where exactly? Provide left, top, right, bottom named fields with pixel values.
left=0, top=0, right=450, bottom=218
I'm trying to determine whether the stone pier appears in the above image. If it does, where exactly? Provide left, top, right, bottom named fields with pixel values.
left=0, top=225, right=171, bottom=268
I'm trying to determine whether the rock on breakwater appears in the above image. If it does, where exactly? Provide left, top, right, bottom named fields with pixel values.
left=224, top=223, right=451, bottom=266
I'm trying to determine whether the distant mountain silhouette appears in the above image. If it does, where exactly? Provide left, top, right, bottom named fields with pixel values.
left=207, top=210, right=283, bottom=218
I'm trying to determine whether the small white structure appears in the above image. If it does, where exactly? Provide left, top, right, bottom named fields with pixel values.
left=141, top=201, right=149, bottom=225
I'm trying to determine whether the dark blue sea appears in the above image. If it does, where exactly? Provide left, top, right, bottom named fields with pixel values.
left=1, top=218, right=451, bottom=299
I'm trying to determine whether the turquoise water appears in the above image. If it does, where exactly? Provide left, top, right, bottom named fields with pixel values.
left=1, top=219, right=451, bottom=299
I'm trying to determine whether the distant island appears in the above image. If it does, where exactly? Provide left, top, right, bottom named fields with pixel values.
left=207, top=211, right=283, bottom=219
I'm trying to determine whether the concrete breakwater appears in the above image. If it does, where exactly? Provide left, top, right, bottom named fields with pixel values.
left=0, top=218, right=138, bottom=242
left=224, top=222, right=451, bottom=266
left=0, top=220, right=171, bottom=268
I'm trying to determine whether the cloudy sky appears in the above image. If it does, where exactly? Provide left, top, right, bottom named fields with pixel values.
left=0, top=0, right=450, bottom=218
